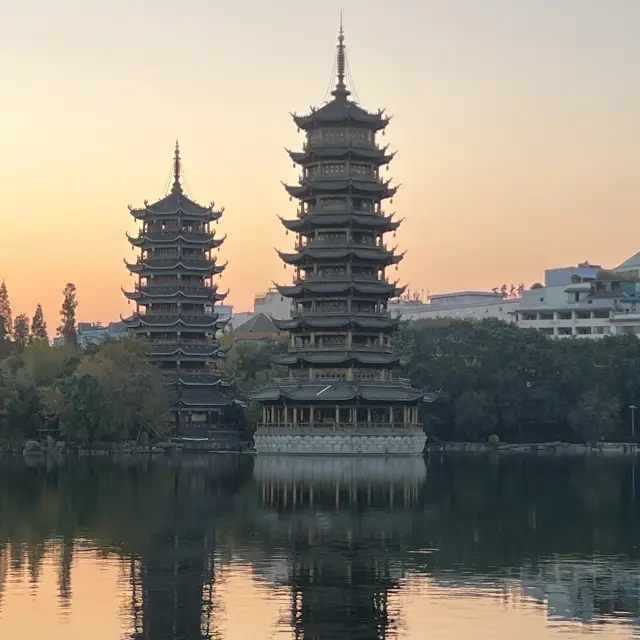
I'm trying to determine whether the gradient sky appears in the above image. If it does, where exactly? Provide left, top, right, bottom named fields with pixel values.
left=1, top=0, right=639, bottom=325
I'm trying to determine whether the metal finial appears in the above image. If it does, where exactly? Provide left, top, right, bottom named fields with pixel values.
left=332, top=12, right=350, bottom=99
left=172, top=139, right=183, bottom=194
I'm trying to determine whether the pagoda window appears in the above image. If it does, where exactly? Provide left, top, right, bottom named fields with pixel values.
left=315, top=369, right=347, bottom=380
left=317, top=231, right=346, bottom=245
left=321, top=335, right=346, bottom=347
left=318, top=266, right=346, bottom=278
left=322, top=163, right=346, bottom=176
left=308, top=130, right=322, bottom=146
left=352, top=198, right=374, bottom=212
left=353, top=233, right=375, bottom=246
left=322, top=129, right=347, bottom=145
left=351, top=163, right=373, bottom=177
left=353, top=302, right=376, bottom=314
left=316, top=299, right=347, bottom=312
left=320, top=197, right=345, bottom=210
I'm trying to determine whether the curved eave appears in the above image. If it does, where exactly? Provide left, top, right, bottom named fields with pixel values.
left=287, top=147, right=396, bottom=166
left=275, top=281, right=405, bottom=297
left=292, top=110, right=390, bottom=132
left=148, top=347, right=222, bottom=358
left=120, top=315, right=220, bottom=329
left=126, top=233, right=225, bottom=249
left=276, top=246, right=399, bottom=266
left=128, top=200, right=224, bottom=220
left=279, top=213, right=401, bottom=233
left=273, top=352, right=402, bottom=366
left=124, top=259, right=225, bottom=275
left=122, top=287, right=222, bottom=301
left=271, top=315, right=400, bottom=331
left=283, top=180, right=398, bottom=200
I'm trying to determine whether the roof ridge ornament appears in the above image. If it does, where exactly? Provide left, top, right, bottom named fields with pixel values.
left=171, top=139, right=183, bottom=195
left=331, top=11, right=350, bottom=100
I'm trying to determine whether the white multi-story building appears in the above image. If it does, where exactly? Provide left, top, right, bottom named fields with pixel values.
left=389, top=291, right=518, bottom=323
left=515, top=258, right=640, bottom=338
left=253, top=289, right=291, bottom=320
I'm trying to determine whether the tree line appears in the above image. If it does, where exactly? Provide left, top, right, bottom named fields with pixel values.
left=0, top=281, right=168, bottom=446
left=0, top=280, right=78, bottom=353
left=397, top=318, right=638, bottom=444
left=2, top=277, right=638, bottom=445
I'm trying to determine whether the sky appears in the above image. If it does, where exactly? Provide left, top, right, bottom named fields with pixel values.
left=0, top=0, right=639, bottom=325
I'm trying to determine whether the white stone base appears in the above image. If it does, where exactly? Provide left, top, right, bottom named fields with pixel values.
left=253, top=454, right=427, bottom=483
left=253, top=431, right=426, bottom=455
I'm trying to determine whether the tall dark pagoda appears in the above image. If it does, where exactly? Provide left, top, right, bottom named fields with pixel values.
left=123, top=143, right=238, bottom=436
left=251, top=24, right=436, bottom=455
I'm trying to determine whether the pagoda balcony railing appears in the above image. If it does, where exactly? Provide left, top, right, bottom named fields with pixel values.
left=303, top=139, right=377, bottom=151
left=295, top=240, right=388, bottom=251
left=134, top=282, right=214, bottom=292
left=137, top=310, right=214, bottom=317
left=291, top=309, right=391, bottom=318
left=165, top=371, right=224, bottom=382
left=301, top=204, right=386, bottom=216
left=299, top=170, right=378, bottom=183
left=255, top=423, right=423, bottom=435
left=134, top=256, right=213, bottom=266
left=296, top=273, right=388, bottom=283
left=136, top=313, right=220, bottom=322
left=290, top=344, right=394, bottom=353
left=272, top=374, right=411, bottom=385
left=137, top=230, right=211, bottom=238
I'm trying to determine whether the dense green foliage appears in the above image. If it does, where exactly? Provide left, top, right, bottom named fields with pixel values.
left=0, top=339, right=169, bottom=445
left=221, top=318, right=640, bottom=444
left=399, top=318, right=638, bottom=443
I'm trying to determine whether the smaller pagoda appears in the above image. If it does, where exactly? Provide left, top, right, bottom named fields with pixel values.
left=123, top=142, right=239, bottom=437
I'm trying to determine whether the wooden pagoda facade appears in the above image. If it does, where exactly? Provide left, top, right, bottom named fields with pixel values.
left=123, top=143, right=239, bottom=436
left=250, top=25, right=436, bottom=454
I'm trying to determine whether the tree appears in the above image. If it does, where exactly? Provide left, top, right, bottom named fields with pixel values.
left=75, top=339, right=170, bottom=440
left=31, top=304, right=48, bottom=344
left=57, top=283, right=78, bottom=347
left=13, top=314, right=30, bottom=352
left=0, top=280, right=12, bottom=340
left=569, top=389, right=620, bottom=445
left=454, top=390, right=498, bottom=441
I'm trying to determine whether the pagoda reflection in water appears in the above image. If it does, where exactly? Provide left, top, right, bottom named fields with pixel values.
left=126, top=456, right=249, bottom=640
left=253, top=455, right=426, bottom=639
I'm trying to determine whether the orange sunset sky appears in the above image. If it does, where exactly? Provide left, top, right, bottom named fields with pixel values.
left=1, top=0, right=639, bottom=325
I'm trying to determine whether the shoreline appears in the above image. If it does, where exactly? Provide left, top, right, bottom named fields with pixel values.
left=3, top=439, right=640, bottom=457
left=431, top=441, right=639, bottom=455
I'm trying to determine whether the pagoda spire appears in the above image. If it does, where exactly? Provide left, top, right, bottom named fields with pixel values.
left=331, top=12, right=350, bottom=100
left=171, top=139, right=183, bottom=195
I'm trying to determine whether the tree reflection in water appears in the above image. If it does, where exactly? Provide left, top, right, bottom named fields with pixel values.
left=0, top=453, right=639, bottom=638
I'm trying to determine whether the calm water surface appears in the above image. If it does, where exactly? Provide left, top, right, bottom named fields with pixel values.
left=0, top=453, right=639, bottom=639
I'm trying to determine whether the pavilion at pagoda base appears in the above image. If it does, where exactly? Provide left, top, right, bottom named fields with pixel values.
left=254, top=426, right=426, bottom=455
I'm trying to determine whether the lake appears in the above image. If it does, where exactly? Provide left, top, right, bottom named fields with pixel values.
left=0, top=452, right=639, bottom=639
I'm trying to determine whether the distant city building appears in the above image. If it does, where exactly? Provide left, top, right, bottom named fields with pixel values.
left=515, top=258, right=640, bottom=338
left=232, top=313, right=283, bottom=343
left=388, top=291, right=517, bottom=323
left=52, top=321, right=127, bottom=347
left=122, top=142, right=240, bottom=435
left=253, top=289, right=291, bottom=320
left=250, top=24, right=435, bottom=455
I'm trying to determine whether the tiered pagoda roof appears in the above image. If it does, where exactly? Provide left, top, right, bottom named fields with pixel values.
left=122, top=142, right=237, bottom=424
left=250, top=22, right=436, bottom=421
